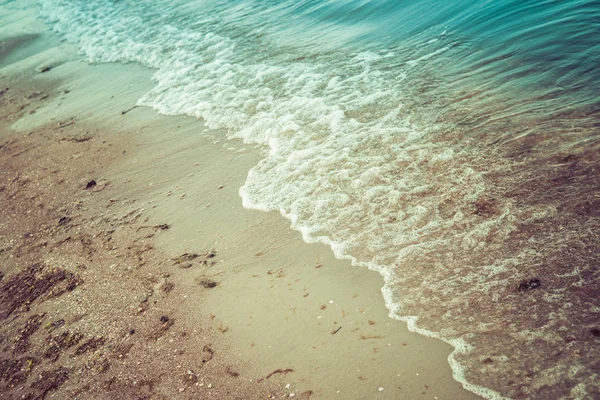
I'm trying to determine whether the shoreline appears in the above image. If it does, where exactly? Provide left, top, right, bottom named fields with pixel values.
left=0, top=8, right=481, bottom=400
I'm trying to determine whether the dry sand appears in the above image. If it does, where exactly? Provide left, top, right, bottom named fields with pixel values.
left=0, top=9, right=482, bottom=400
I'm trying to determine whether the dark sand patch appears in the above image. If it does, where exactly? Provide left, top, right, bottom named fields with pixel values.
left=0, top=75, right=290, bottom=400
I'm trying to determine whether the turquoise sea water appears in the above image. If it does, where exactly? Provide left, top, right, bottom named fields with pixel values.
left=6, top=0, right=600, bottom=398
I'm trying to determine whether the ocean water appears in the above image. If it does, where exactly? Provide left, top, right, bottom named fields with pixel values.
left=19, top=0, right=600, bottom=397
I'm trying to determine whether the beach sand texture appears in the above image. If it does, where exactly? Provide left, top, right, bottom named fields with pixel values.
left=0, top=6, right=480, bottom=400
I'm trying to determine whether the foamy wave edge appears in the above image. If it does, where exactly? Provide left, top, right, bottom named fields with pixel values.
left=240, top=190, right=509, bottom=400
left=34, top=0, right=511, bottom=396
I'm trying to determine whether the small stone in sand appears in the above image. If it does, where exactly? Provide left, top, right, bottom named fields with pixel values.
left=136, top=295, right=148, bottom=303
left=199, top=279, right=218, bottom=289
left=58, top=216, right=71, bottom=226
left=92, top=181, right=107, bottom=192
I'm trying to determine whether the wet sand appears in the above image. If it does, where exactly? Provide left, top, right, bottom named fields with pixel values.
left=0, top=13, right=482, bottom=400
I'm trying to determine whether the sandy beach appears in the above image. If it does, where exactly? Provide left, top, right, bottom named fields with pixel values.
left=0, top=7, right=483, bottom=400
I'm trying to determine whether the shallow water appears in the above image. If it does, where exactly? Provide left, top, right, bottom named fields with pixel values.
left=25, top=0, right=600, bottom=397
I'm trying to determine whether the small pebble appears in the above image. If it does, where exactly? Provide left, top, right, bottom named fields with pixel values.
left=136, top=295, right=148, bottom=303
left=378, top=387, right=384, bottom=392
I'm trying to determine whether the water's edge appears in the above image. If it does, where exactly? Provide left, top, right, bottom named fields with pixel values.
left=31, top=0, right=600, bottom=398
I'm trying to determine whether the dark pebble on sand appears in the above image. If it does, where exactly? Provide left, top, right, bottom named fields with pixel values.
left=58, top=216, right=71, bottom=226
left=200, top=279, right=218, bottom=288
left=160, top=316, right=169, bottom=323
left=518, top=278, right=541, bottom=291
